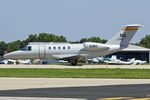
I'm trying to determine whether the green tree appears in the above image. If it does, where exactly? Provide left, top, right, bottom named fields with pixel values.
left=37, top=33, right=67, bottom=42
left=58, top=35, right=67, bottom=42
left=139, top=35, right=150, bottom=48
left=19, top=40, right=28, bottom=49
left=27, top=34, right=38, bottom=42
left=79, top=36, right=107, bottom=43
left=37, top=33, right=50, bottom=42
left=101, top=39, right=107, bottom=43
left=0, top=41, right=7, bottom=56
left=88, top=37, right=101, bottom=43
left=7, top=40, right=21, bottom=53
left=79, top=38, right=89, bottom=43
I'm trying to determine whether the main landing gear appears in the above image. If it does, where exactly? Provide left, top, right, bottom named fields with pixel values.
left=70, top=59, right=78, bottom=66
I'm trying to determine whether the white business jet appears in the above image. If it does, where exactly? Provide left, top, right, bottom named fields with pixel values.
left=4, top=24, right=141, bottom=65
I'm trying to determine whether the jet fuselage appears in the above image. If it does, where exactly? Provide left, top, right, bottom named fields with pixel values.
left=4, top=42, right=120, bottom=60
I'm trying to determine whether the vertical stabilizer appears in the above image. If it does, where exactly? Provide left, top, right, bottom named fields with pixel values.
left=106, top=24, right=141, bottom=48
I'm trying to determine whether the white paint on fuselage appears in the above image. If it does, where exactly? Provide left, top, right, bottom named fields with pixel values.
left=4, top=42, right=120, bottom=60
left=44, top=43, right=84, bottom=59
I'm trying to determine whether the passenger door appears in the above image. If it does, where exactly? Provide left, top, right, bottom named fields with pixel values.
left=39, top=45, right=45, bottom=58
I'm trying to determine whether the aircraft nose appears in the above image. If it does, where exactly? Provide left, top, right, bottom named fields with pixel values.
left=4, top=51, right=22, bottom=59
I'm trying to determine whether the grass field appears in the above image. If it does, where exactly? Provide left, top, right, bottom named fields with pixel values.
left=0, top=68, right=150, bottom=79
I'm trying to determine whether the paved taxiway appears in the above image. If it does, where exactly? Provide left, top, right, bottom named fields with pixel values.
left=1, top=65, right=150, bottom=100
left=1, top=78, right=150, bottom=90
left=0, top=64, right=150, bottom=69
left=1, top=78, right=150, bottom=100
left=0, top=83, right=150, bottom=100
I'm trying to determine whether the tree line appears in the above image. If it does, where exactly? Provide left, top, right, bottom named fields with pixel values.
left=138, top=35, right=150, bottom=48
left=0, top=33, right=107, bottom=56
left=0, top=32, right=150, bottom=57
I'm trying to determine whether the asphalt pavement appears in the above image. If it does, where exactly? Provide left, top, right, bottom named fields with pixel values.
left=0, top=78, right=150, bottom=100
left=0, top=84, right=150, bottom=100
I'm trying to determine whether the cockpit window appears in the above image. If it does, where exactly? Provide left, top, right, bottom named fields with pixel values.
left=21, top=46, right=32, bottom=51
left=28, top=46, right=32, bottom=51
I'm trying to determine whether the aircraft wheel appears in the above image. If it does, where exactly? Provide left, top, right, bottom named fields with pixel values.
left=71, top=60, right=78, bottom=66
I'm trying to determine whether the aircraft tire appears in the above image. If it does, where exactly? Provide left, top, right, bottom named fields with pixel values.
left=70, top=60, right=78, bottom=66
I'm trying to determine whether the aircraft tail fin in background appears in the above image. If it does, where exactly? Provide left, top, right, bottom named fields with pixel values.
left=106, top=24, right=142, bottom=49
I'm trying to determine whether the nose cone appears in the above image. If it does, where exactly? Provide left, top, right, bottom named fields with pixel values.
left=4, top=51, right=23, bottom=59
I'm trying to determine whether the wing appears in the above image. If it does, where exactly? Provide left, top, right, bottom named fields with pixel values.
left=52, top=54, right=79, bottom=61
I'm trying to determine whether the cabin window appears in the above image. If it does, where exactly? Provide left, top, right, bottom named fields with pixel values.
left=58, top=46, right=61, bottom=50
left=28, top=46, right=32, bottom=51
left=68, top=46, right=70, bottom=49
left=53, top=47, right=56, bottom=50
left=49, top=47, right=51, bottom=50
left=63, top=46, right=65, bottom=50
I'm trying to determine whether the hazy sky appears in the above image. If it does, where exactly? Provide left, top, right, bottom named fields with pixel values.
left=0, top=0, right=150, bottom=43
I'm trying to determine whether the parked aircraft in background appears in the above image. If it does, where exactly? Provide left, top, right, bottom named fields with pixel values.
left=132, top=59, right=146, bottom=65
left=88, top=58, right=99, bottom=63
left=4, top=24, right=141, bottom=65
left=88, top=55, right=146, bottom=65
left=103, top=55, right=135, bottom=65
left=18, top=59, right=31, bottom=64
left=0, top=61, right=5, bottom=64
left=0, top=59, right=18, bottom=64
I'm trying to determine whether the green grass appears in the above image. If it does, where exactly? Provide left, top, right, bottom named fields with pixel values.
left=0, top=68, right=150, bottom=79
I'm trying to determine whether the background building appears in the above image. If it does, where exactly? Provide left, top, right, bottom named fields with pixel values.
left=108, top=44, right=150, bottom=63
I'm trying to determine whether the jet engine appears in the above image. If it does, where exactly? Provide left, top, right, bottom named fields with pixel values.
left=84, top=42, right=109, bottom=51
